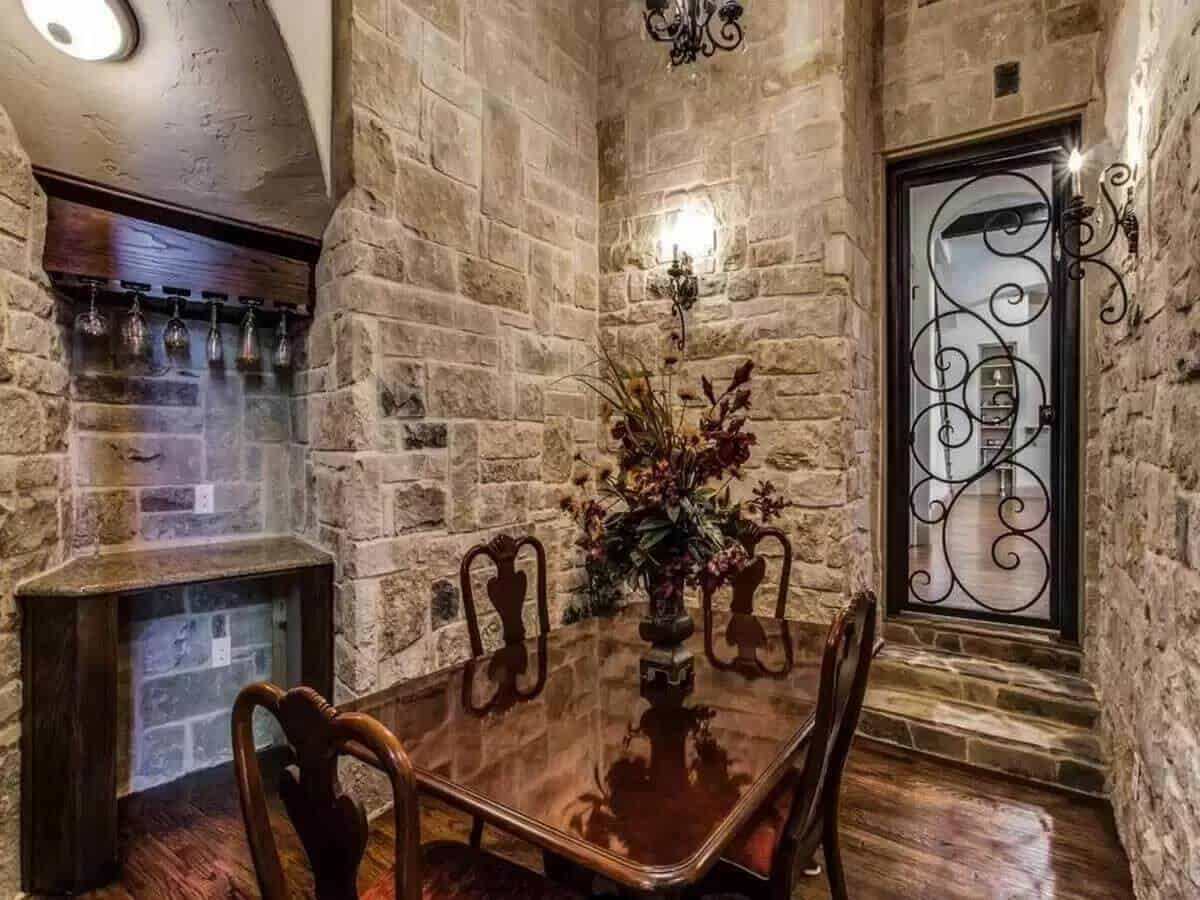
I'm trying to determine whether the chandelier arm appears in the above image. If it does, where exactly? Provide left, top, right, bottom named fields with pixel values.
left=706, top=14, right=744, bottom=52
left=645, top=9, right=681, bottom=41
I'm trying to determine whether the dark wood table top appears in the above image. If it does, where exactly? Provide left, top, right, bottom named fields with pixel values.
left=15, top=536, right=331, bottom=599
left=346, top=604, right=832, bottom=893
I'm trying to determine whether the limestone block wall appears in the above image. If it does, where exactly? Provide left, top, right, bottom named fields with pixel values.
left=595, top=0, right=881, bottom=620
left=68, top=313, right=297, bottom=550
left=302, top=0, right=602, bottom=702
left=878, top=0, right=1103, bottom=152
left=116, top=580, right=278, bottom=795
left=1090, top=0, right=1200, bottom=895
left=0, top=105, right=71, bottom=896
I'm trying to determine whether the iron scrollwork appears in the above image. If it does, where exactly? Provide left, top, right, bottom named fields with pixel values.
left=908, top=170, right=1053, bottom=616
left=1060, top=162, right=1138, bottom=326
left=909, top=157, right=1137, bottom=619
left=644, top=0, right=746, bottom=67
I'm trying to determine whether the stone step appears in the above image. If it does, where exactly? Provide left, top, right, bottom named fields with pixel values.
left=884, top=613, right=1083, bottom=674
left=860, top=686, right=1106, bottom=796
left=873, top=643, right=1099, bottom=728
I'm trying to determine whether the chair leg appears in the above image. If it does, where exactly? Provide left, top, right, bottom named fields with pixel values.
left=469, top=817, right=484, bottom=849
left=822, top=815, right=848, bottom=900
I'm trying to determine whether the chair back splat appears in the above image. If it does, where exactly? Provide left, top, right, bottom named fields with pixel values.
left=460, top=533, right=550, bottom=657
left=232, top=684, right=423, bottom=900
left=779, top=591, right=878, bottom=881
left=701, top=524, right=793, bottom=619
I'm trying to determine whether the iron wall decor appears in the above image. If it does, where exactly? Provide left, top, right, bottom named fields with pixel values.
left=644, top=0, right=746, bottom=67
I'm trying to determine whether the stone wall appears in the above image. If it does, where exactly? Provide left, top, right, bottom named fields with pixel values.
left=66, top=300, right=300, bottom=797
left=69, top=311, right=297, bottom=550
left=117, top=579, right=279, bottom=795
left=301, top=0, right=601, bottom=702
left=1089, top=0, right=1200, bottom=895
left=0, top=104, right=71, bottom=896
left=595, top=0, right=880, bottom=620
left=878, top=0, right=1103, bottom=152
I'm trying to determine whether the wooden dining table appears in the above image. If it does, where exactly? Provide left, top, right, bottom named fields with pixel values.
left=344, top=604, right=833, bottom=896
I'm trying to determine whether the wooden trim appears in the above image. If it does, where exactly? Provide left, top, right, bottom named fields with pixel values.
left=33, top=167, right=322, bottom=263
left=880, top=105, right=1089, bottom=163
left=884, top=121, right=1084, bottom=639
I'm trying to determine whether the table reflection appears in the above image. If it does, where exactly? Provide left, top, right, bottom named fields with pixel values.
left=462, top=636, right=549, bottom=717
left=703, top=601, right=795, bottom=680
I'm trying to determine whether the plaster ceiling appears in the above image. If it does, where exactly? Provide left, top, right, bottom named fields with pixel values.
left=0, top=0, right=331, bottom=238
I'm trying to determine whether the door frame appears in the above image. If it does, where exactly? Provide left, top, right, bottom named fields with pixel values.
left=885, top=121, right=1081, bottom=642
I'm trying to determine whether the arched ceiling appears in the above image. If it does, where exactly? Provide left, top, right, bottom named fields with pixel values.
left=0, top=0, right=331, bottom=238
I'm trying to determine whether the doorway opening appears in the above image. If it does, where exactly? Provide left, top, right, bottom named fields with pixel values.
left=886, top=123, right=1081, bottom=641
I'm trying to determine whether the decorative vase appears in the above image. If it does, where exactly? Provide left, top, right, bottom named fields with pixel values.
left=639, top=571, right=695, bottom=691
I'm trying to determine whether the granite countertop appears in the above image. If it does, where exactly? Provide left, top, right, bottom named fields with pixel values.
left=16, top=536, right=332, bottom=599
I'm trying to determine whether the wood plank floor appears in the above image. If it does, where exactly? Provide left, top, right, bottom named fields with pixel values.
left=77, top=742, right=1132, bottom=900
left=908, top=494, right=1052, bottom=620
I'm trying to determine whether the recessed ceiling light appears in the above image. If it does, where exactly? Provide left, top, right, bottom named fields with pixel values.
left=21, top=0, right=139, bottom=62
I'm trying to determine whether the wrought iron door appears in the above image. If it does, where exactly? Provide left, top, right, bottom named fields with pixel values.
left=886, top=125, right=1081, bottom=639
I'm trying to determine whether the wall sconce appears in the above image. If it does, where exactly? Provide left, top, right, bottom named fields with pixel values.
left=1059, top=149, right=1140, bottom=325
left=659, top=208, right=715, bottom=351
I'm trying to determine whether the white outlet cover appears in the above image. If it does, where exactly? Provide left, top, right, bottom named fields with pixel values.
left=212, top=635, right=231, bottom=667
left=195, top=484, right=215, bottom=514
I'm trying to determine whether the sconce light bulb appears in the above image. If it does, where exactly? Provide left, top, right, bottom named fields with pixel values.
left=1068, top=148, right=1084, bottom=175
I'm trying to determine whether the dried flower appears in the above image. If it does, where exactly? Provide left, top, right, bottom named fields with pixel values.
left=565, top=330, right=783, bottom=607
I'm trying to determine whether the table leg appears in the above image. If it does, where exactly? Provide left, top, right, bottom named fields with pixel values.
left=21, top=593, right=120, bottom=893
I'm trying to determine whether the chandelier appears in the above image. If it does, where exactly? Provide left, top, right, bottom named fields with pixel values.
left=644, top=0, right=746, bottom=67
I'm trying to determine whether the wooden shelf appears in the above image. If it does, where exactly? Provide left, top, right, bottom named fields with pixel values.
left=36, top=168, right=319, bottom=317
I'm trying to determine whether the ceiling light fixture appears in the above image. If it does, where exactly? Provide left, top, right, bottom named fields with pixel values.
left=21, top=0, right=139, bottom=62
left=645, top=0, right=746, bottom=67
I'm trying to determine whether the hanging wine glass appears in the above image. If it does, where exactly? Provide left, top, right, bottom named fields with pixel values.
left=74, top=282, right=109, bottom=338
left=120, top=292, right=151, bottom=358
left=237, top=300, right=262, bottom=368
left=273, top=309, right=292, bottom=370
left=163, top=297, right=190, bottom=354
left=206, top=301, right=224, bottom=366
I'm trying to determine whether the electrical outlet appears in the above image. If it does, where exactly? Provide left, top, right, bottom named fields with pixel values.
left=212, top=635, right=231, bottom=667
left=195, top=484, right=215, bottom=514
left=211, top=613, right=231, bottom=668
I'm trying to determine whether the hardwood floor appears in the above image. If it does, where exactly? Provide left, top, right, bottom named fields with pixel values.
left=77, top=742, right=1132, bottom=900
left=908, top=494, right=1052, bottom=620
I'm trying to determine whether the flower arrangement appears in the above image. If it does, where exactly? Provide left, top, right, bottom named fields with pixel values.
left=562, top=341, right=790, bottom=621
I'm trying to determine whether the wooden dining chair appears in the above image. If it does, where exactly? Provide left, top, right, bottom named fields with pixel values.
left=688, top=590, right=878, bottom=900
left=459, top=533, right=551, bottom=848
left=231, top=683, right=583, bottom=900
left=701, top=524, right=793, bottom=619
left=460, top=533, right=551, bottom=657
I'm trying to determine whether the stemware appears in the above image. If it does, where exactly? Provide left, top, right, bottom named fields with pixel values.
left=120, top=292, right=151, bottom=358
left=237, top=300, right=262, bottom=368
left=273, top=309, right=292, bottom=370
left=164, top=298, right=190, bottom=354
left=74, top=283, right=109, bottom=338
left=206, top=301, right=224, bottom=366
